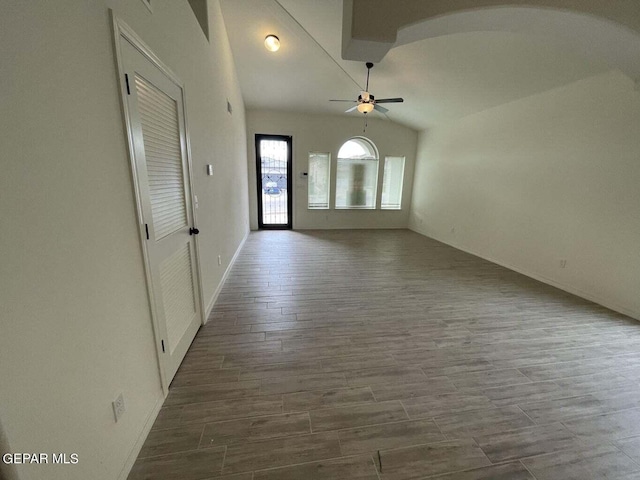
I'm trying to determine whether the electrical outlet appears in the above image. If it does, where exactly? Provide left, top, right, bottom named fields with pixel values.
left=218, top=255, right=222, bottom=266
left=112, top=393, right=126, bottom=423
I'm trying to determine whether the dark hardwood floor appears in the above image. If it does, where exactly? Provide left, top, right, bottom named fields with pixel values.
left=129, top=229, right=640, bottom=479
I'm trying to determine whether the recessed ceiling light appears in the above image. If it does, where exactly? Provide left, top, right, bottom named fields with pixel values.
left=264, top=35, right=280, bottom=52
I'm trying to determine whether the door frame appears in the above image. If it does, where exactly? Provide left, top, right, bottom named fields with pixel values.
left=255, top=134, right=293, bottom=229
left=111, top=13, right=205, bottom=393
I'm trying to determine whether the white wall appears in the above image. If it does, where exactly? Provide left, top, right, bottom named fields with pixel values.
left=246, top=110, right=418, bottom=230
left=0, top=1, right=248, bottom=479
left=410, top=70, right=640, bottom=319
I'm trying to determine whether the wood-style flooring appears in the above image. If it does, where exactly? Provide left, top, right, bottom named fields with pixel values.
left=129, top=229, right=640, bottom=480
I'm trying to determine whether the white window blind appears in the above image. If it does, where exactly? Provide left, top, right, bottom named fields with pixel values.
left=381, top=156, right=405, bottom=210
left=308, top=152, right=330, bottom=209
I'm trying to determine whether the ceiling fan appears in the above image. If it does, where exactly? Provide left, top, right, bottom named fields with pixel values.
left=330, top=62, right=404, bottom=115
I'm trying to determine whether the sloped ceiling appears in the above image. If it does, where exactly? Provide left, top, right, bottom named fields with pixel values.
left=219, top=0, right=634, bottom=131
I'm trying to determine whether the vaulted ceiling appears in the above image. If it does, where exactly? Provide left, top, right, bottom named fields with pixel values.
left=219, top=0, right=640, bottom=131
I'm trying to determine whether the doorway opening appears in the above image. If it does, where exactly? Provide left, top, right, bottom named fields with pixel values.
left=255, top=134, right=293, bottom=229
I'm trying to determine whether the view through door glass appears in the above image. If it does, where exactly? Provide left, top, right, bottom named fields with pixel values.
left=256, top=135, right=292, bottom=229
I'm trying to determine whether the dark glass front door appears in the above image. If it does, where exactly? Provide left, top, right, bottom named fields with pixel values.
left=255, top=134, right=292, bottom=229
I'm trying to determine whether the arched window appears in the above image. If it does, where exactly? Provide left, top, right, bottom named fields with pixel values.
left=335, top=137, right=379, bottom=209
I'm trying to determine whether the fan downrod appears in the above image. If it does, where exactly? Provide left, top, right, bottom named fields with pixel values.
left=365, top=62, right=374, bottom=92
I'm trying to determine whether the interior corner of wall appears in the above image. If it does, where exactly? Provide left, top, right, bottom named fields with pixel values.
left=341, top=0, right=392, bottom=62
left=204, top=229, right=250, bottom=323
left=0, top=417, right=19, bottom=480
left=341, top=0, right=354, bottom=60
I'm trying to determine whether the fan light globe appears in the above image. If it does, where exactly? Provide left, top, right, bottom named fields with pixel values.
left=357, top=103, right=374, bottom=114
left=264, top=35, right=280, bottom=52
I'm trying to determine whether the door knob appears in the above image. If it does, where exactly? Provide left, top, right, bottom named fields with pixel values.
left=189, top=227, right=200, bottom=235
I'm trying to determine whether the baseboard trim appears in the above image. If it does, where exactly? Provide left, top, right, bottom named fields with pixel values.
left=118, top=394, right=163, bottom=480
left=117, top=230, right=250, bottom=480
left=204, top=230, right=249, bottom=324
left=252, top=226, right=407, bottom=231
left=409, top=224, right=640, bottom=322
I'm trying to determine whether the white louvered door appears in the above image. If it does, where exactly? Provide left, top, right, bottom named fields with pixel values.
left=120, top=37, right=202, bottom=386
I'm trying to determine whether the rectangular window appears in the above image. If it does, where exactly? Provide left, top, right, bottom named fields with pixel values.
left=308, top=152, right=331, bottom=209
left=335, top=158, right=379, bottom=209
left=381, top=156, right=405, bottom=210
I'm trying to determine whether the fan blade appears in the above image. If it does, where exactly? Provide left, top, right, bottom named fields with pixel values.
left=345, top=105, right=358, bottom=113
left=375, top=97, right=404, bottom=104
left=330, top=99, right=357, bottom=102
left=374, top=104, right=389, bottom=114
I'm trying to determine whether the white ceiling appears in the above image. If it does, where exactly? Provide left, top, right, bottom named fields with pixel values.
left=219, top=0, right=632, bottom=131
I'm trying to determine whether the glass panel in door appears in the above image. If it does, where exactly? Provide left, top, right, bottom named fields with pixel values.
left=256, top=135, right=292, bottom=229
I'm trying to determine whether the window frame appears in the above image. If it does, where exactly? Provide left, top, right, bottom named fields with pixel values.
left=334, top=137, right=380, bottom=210
left=307, top=151, right=331, bottom=210
left=381, top=155, right=406, bottom=210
